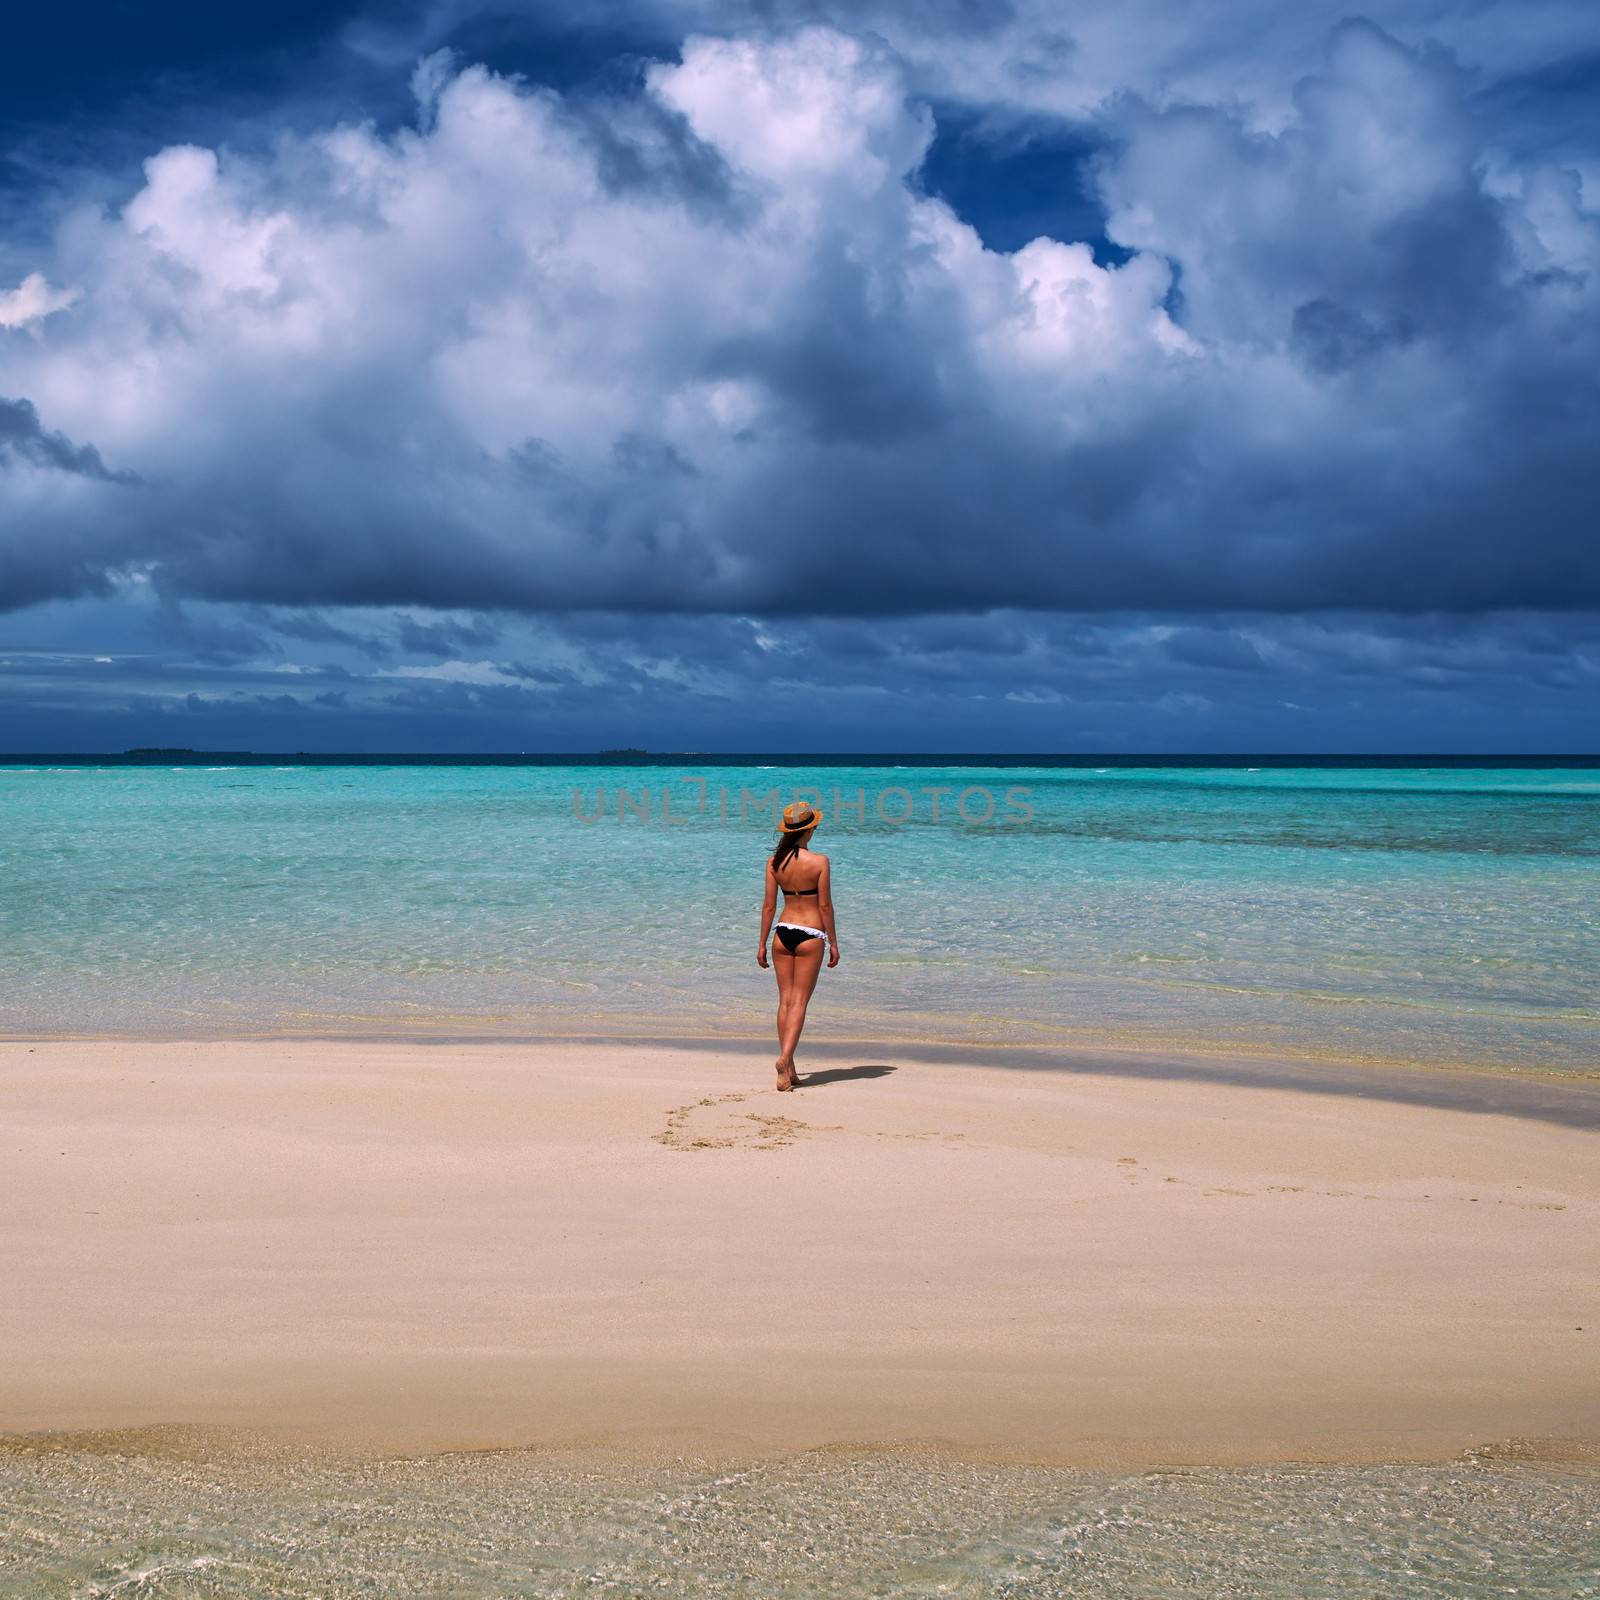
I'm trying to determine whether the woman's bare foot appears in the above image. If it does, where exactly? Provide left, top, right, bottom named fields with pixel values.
left=776, top=1056, right=797, bottom=1092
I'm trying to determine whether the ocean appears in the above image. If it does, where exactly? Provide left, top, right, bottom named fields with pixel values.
left=3, top=752, right=1600, bottom=1068
left=2, top=1437, right=1597, bottom=1598
left=3, top=757, right=1596, bottom=1075
left=4, top=758, right=1599, bottom=1595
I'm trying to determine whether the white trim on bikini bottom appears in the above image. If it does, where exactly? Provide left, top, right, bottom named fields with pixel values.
left=773, top=921, right=828, bottom=948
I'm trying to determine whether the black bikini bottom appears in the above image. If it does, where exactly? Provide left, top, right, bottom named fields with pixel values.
left=774, top=924, right=825, bottom=954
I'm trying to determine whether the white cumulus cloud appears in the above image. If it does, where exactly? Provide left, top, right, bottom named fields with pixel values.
left=0, top=19, right=1596, bottom=619
left=0, top=272, right=80, bottom=329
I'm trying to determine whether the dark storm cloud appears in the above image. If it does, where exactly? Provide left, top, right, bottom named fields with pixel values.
left=2, top=602, right=1596, bottom=754
left=1, top=1, right=1599, bottom=752
left=0, top=397, right=137, bottom=482
left=0, top=396, right=143, bottom=613
left=1, top=13, right=1595, bottom=624
left=396, top=612, right=502, bottom=656
left=267, top=609, right=394, bottom=660
left=148, top=600, right=267, bottom=664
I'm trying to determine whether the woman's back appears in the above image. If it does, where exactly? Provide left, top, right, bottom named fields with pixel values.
left=773, top=846, right=826, bottom=900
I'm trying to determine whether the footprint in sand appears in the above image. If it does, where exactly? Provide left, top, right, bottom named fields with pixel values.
left=655, top=1092, right=839, bottom=1152
left=654, top=1091, right=965, bottom=1153
left=1165, top=1179, right=1569, bottom=1212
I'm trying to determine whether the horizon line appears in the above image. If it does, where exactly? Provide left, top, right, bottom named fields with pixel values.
left=4, top=750, right=1599, bottom=763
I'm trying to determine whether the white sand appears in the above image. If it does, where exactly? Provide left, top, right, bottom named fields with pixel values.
left=2, top=1038, right=1596, bottom=1464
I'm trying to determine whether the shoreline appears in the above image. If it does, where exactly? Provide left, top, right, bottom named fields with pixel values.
left=4, top=1422, right=1600, bottom=1475
left=3, top=1036, right=1597, bottom=1468
left=7, top=1025, right=1600, bottom=1125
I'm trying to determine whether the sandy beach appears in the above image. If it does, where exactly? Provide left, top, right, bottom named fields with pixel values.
left=2, top=1037, right=1597, bottom=1466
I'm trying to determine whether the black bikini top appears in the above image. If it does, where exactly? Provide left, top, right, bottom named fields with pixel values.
left=774, top=856, right=820, bottom=896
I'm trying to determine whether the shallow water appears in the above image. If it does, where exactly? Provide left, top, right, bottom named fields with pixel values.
left=2, top=1438, right=1596, bottom=1598
left=3, top=761, right=1598, bottom=1073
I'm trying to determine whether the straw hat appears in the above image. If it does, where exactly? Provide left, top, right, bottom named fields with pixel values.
left=778, top=801, right=823, bottom=833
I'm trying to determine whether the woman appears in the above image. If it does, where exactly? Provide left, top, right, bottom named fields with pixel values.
left=756, top=801, right=840, bottom=1091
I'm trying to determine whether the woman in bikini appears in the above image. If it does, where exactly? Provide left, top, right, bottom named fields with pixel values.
left=756, top=800, right=840, bottom=1091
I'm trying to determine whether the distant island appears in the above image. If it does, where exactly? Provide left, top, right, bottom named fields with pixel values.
left=597, top=747, right=649, bottom=757
left=122, top=748, right=252, bottom=758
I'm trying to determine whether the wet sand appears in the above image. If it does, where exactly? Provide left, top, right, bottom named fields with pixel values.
left=2, top=1038, right=1596, bottom=1464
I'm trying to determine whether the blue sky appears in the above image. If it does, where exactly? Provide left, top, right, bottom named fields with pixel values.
left=2, top=0, right=1598, bottom=752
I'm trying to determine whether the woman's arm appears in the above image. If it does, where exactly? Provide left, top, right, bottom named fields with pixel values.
left=818, top=857, right=840, bottom=967
left=756, top=858, right=777, bottom=967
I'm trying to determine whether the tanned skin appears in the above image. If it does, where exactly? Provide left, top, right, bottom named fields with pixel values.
left=756, top=831, right=840, bottom=1090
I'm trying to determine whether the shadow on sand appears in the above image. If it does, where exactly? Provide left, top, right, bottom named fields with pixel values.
left=797, top=1063, right=896, bottom=1090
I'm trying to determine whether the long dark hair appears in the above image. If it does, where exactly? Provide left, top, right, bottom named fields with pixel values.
left=771, top=828, right=811, bottom=881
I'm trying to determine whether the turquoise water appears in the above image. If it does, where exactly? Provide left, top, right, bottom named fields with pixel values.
left=2, top=762, right=1597, bottom=1072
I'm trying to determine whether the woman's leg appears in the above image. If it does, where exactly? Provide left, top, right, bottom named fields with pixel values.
left=776, top=940, right=825, bottom=1078
left=771, top=942, right=797, bottom=1089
